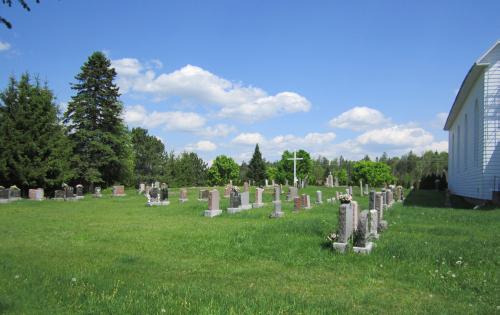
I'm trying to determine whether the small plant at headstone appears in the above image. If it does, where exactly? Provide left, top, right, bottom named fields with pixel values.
left=338, top=194, right=352, bottom=204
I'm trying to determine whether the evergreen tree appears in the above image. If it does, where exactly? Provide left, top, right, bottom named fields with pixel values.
left=174, top=152, right=208, bottom=187
left=248, top=144, right=266, bottom=185
left=0, top=74, right=72, bottom=193
left=64, top=52, right=133, bottom=188
left=130, top=127, right=166, bottom=184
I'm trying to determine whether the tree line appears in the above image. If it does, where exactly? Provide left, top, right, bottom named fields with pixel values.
left=0, top=51, right=448, bottom=194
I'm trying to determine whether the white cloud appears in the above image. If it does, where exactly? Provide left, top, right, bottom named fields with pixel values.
left=269, top=132, right=336, bottom=149
left=432, top=112, right=449, bottom=129
left=111, top=58, right=311, bottom=121
left=0, top=41, right=11, bottom=51
left=185, top=140, right=217, bottom=152
left=415, top=140, right=448, bottom=153
left=123, top=105, right=206, bottom=131
left=357, top=125, right=434, bottom=148
left=200, top=124, right=236, bottom=138
left=232, top=132, right=265, bottom=145
left=329, top=106, right=391, bottom=131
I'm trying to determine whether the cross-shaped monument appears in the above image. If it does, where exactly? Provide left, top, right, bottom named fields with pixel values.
left=287, top=151, right=303, bottom=187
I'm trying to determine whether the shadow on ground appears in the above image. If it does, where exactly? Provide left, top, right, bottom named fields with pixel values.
left=403, top=190, right=474, bottom=209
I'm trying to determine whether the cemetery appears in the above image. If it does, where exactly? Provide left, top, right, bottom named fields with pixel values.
left=0, top=2, right=498, bottom=314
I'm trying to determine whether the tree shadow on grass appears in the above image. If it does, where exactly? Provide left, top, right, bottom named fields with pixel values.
left=403, top=190, right=473, bottom=209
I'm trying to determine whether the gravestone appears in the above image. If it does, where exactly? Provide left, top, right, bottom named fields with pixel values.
left=53, top=190, right=65, bottom=200
left=348, top=186, right=353, bottom=196
left=112, top=185, right=126, bottom=197
left=369, top=209, right=379, bottom=239
left=395, top=186, right=402, bottom=202
left=271, top=179, right=276, bottom=186
left=145, top=185, right=151, bottom=196
left=359, top=180, right=363, bottom=196
left=285, top=179, right=289, bottom=186
left=336, top=191, right=340, bottom=200
left=243, top=181, right=249, bottom=192
left=381, top=189, right=387, bottom=209
left=269, top=200, right=284, bottom=218
left=0, top=186, right=10, bottom=203
left=364, top=184, right=369, bottom=196
left=139, top=183, right=146, bottom=194
left=29, top=188, right=44, bottom=201
left=94, top=187, right=102, bottom=198
left=353, top=210, right=374, bottom=254
left=265, top=179, right=269, bottom=187
left=9, top=186, right=21, bottom=200
left=227, top=188, right=242, bottom=214
left=293, top=196, right=302, bottom=211
left=240, top=191, right=251, bottom=210
left=386, top=190, right=393, bottom=207
left=154, top=181, right=160, bottom=188
left=315, top=190, right=323, bottom=204
left=334, top=177, right=339, bottom=187
left=179, top=188, right=188, bottom=203
left=326, top=172, right=334, bottom=187
left=198, top=189, right=209, bottom=201
left=76, top=184, right=84, bottom=199
left=369, top=190, right=376, bottom=210
left=302, top=194, right=311, bottom=209
left=273, top=186, right=281, bottom=202
left=375, top=193, right=388, bottom=231
left=287, top=187, right=298, bottom=201
left=351, top=200, right=359, bottom=232
left=204, top=189, right=222, bottom=217
left=159, top=183, right=170, bottom=205
left=253, top=187, right=264, bottom=208
left=63, top=185, right=75, bottom=201
left=333, top=203, right=353, bottom=253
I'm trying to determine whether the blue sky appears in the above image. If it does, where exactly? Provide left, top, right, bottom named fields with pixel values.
left=1, top=1, right=499, bottom=163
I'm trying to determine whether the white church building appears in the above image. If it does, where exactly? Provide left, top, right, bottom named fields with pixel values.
left=444, top=40, right=499, bottom=202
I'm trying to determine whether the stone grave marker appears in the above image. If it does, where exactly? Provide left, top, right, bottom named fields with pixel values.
left=287, top=186, right=298, bottom=201
left=9, top=186, right=21, bottom=200
left=333, top=203, right=353, bottom=253
left=63, top=185, right=76, bottom=201
left=364, top=184, right=369, bottom=195
left=94, top=187, right=102, bottom=198
left=348, top=186, right=353, bottom=196
left=243, top=181, right=249, bottom=192
left=224, top=184, right=232, bottom=198
left=227, top=188, right=242, bottom=214
left=253, top=187, right=264, bottom=208
left=139, top=183, right=146, bottom=194
left=351, top=200, right=359, bottom=232
left=269, top=200, right=284, bottom=218
left=315, top=190, right=323, bottom=204
left=76, top=184, right=84, bottom=199
left=359, top=180, right=363, bottom=196
left=112, top=185, right=126, bottom=197
left=293, top=196, right=302, bottom=211
left=375, top=193, right=388, bottom=231
left=240, top=191, right=251, bottom=210
left=159, top=183, right=170, bottom=205
left=369, top=190, right=376, bottom=210
left=369, top=209, right=379, bottom=239
left=179, top=188, right=188, bottom=203
left=29, top=188, right=44, bottom=201
left=353, top=210, right=374, bottom=254
left=198, top=189, right=209, bottom=201
left=53, top=190, right=65, bottom=200
left=0, top=186, right=10, bottom=203
left=204, top=189, right=222, bottom=217
left=301, top=194, right=311, bottom=209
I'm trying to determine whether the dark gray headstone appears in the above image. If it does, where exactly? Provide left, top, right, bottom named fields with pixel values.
left=229, top=188, right=241, bottom=208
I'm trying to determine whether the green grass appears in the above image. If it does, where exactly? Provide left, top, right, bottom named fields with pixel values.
left=0, top=186, right=499, bottom=314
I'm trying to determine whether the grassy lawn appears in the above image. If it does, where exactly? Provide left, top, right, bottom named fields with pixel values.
left=0, top=186, right=498, bottom=314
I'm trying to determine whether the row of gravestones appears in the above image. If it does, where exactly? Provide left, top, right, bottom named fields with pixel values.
left=332, top=186, right=405, bottom=254
left=0, top=184, right=127, bottom=202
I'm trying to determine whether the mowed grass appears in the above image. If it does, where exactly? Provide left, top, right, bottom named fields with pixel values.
left=0, top=187, right=499, bottom=314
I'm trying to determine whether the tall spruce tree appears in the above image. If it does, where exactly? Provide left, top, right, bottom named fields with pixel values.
left=0, top=74, right=72, bottom=193
left=131, top=127, right=166, bottom=184
left=64, top=52, right=133, bottom=188
left=248, top=144, right=266, bottom=185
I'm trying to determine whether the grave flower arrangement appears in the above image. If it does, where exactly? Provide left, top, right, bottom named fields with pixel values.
left=338, top=193, right=352, bottom=204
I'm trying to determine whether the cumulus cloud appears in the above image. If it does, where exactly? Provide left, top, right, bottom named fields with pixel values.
left=111, top=58, right=311, bottom=121
left=357, top=125, right=434, bottom=148
left=329, top=106, right=391, bottom=131
left=432, top=112, right=449, bottom=129
left=232, top=132, right=266, bottom=145
left=185, top=140, right=217, bottom=152
left=199, top=124, right=236, bottom=138
left=123, top=105, right=206, bottom=131
left=0, top=41, right=11, bottom=51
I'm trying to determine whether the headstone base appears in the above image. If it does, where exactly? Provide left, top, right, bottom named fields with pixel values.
left=112, top=194, right=126, bottom=197
left=53, top=198, right=64, bottom=201
left=303, top=205, right=312, bottom=210
left=0, top=199, right=11, bottom=204
left=332, top=242, right=349, bottom=253
left=93, top=194, right=102, bottom=198
left=227, top=207, right=242, bottom=214
left=353, top=242, right=374, bottom=254
left=204, top=209, right=222, bottom=217
left=75, top=196, right=84, bottom=200
left=315, top=201, right=323, bottom=204
left=252, top=202, right=264, bottom=208
left=147, top=200, right=170, bottom=206
left=198, top=198, right=208, bottom=202
left=179, top=198, right=188, bottom=203
left=240, top=205, right=252, bottom=210
left=269, top=211, right=284, bottom=218
left=65, top=197, right=78, bottom=202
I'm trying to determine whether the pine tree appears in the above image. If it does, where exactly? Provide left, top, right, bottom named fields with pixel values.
left=131, top=127, right=166, bottom=184
left=248, top=144, right=266, bottom=186
left=0, top=74, right=72, bottom=193
left=64, top=52, right=133, bottom=188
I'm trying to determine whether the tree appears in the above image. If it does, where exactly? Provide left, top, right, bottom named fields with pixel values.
left=0, top=74, right=72, bottom=193
left=336, top=168, right=348, bottom=185
left=248, top=144, right=266, bottom=185
left=239, top=161, right=249, bottom=183
left=1, top=0, right=39, bottom=29
left=352, top=160, right=394, bottom=187
left=265, top=166, right=278, bottom=181
left=276, top=150, right=312, bottom=184
left=64, top=52, right=133, bottom=188
left=130, top=127, right=166, bottom=184
left=207, top=155, right=239, bottom=186
left=174, top=152, right=208, bottom=187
